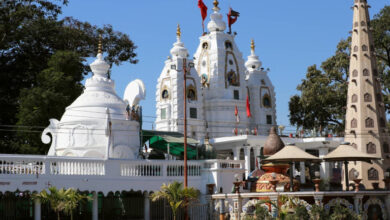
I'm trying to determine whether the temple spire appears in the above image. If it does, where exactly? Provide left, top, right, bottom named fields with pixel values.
left=251, top=39, right=255, bottom=55
left=213, top=0, right=220, bottom=12
left=98, top=34, right=102, bottom=54
left=176, top=24, right=181, bottom=41
left=344, top=0, right=388, bottom=189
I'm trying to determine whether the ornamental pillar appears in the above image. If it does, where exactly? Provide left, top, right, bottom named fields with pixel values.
left=269, top=195, right=278, bottom=218
left=232, top=194, right=242, bottom=220
left=244, top=146, right=251, bottom=178
left=233, top=147, right=241, bottom=160
left=300, top=162, right=306, bottom=184
left=92, top=192, right=98, bottom=220
left=219, top=198, right=225, bottom=220
left=34, top=199, right=41, bottom=220
left=353, top=194, right=363, bottom=215
left=314, top=194, right=323, bottom=206
left=144, top=192, right=150, bottom=220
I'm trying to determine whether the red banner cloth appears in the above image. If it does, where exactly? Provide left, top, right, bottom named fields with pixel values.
left=198, top=0, right=208, bottom=21
left=246, top=95, right=252, bottom=118
left=227, top=8, right=240, bottom=29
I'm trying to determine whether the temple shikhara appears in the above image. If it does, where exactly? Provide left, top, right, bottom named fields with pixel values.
left=0, top=0, right=389, bottom=220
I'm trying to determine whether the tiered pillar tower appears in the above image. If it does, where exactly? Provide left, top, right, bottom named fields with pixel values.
left=344, top=0, right=389, bottom=189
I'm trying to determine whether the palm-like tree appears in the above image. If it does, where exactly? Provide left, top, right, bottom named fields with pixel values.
left=32, top=187, right=89, bottom=220
left=150, top=181, right=199, bottom=220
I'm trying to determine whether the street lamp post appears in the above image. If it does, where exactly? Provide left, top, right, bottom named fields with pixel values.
left=183, top=58, right=194, bottom=220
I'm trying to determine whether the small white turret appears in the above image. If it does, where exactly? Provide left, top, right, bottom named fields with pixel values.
left=245, top=39, right=262, bottom=71
left=170, top=24, right=188, bottom=58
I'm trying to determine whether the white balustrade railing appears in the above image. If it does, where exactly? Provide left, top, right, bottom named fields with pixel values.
left=203, top=160, right=243, bottom=170
left=0, top=155, right=243, bottom=179
left=0, top=155, right=45, bottom=175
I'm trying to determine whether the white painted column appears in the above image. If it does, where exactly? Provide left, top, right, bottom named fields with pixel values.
left=319, top=147, right=329, bottom=179
left=144, top=192, right=150, bottom=220
left=270, top=195, right=278, bottom=218
left=244, top=147, right=251, bottom=178
left=300, top=162, right=306, bottom=184
left=34, top=199, right=41, bottom=220
left=92, top=192, right=98, bottom=220
left=233, top=147, right=241, bottom=160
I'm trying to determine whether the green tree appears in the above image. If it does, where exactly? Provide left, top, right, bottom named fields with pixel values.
left=32, top=187, right=89, bottom=220
left=0, top=0, right=137, bottom=154
left=289, top=6, right=390, bottom=135
left=150, top=181, right=199, bottom=220
left=310, top=204, right=329, bottom=220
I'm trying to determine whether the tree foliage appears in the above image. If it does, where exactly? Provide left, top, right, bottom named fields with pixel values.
left=150, top=181, right=199, bottom=220
left=289, top=6, right=390, bottom=135
left=32, top=187, right=90, bottom=220
left=0, top=0, right=137, bottom=154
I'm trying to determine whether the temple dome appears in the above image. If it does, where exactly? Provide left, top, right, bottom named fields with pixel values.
left=263, top=126, right=285, bottom=156
left=42, top=50, right=141, bottom=159
left=207, top=2, right=226, bottom=32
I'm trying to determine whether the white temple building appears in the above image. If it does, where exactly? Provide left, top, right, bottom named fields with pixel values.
left=155, top=2, right=277, bottom=140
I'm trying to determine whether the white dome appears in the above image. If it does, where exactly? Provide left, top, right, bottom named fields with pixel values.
left=207, top=7, right=226, bottom=32
left=42, top=52, right=140, bottom=159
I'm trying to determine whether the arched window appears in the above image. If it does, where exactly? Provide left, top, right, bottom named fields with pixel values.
left=353, top=46, right=359, bottom=52
left=262, top=94, right=271, bottom=108
left=368, top=168, right=379, bottom=180
left=161, top=89, right=169, bottom=100
left=202, top=42, right=208, bottom=49
left=363, top=68, right=370, bottom=76
left=352, top=94, right=358, bottom=103
left=349, top=168, right=358, bottom=180
left=364, top=93, right=372, bottom=102
left=352, top=69, right=358, bottom=77
left=351, top=118, right=358, bottom=128
left=367, top=142, right=376, bottom=154
left=384, top=142, right=389, bottom=153
left=187, top=87, right=197, bottom=101
left=354, top=22, right=359, bottom=27
left=225, top=41, right=233, bottom=50
left=362, top=45, right=368, bottom=51
left=351, top=105, right=357, bottom=112
left=365, top=117, right=374, bottom=128
left=361, top=21, right=366, bottom=26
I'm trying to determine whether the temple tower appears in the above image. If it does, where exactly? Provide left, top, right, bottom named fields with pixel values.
left=193, top=0, right=250, bottom=138
left=245, top=40, right=277, bottom=134
left=155, top=25, right=206, bottom=140
left=344, top=0, right=390, bottom=189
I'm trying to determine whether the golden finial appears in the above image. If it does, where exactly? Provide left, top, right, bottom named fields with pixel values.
left=176, top=24, right=181, bottom=39
left=213, top=0, right=219, bottom=8
left=213, top=0, right=220, bottom=11
left=98, top=34, right=102, bottom=54
left=251, top=39, right=255, bottom=52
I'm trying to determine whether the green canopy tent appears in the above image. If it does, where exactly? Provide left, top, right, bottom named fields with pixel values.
left=142, top=130, right=199, bottom=159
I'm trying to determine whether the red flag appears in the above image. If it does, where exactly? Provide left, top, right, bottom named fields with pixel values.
left=246, top=95, right=252, bottom=118
left=227, top=8, right=240, bottom=32
left=235, top=105, right=238, bottom=116
left=198, top=0, right=208, bottom=32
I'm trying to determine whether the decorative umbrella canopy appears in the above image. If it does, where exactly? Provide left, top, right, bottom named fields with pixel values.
left=323, top=142, right=381, bottom=191
left=323, top=143, right=381, bottom=163
left=263, top=144, right=321, bottom=163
